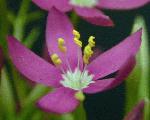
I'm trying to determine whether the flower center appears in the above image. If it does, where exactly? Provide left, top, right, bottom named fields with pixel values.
left=70, top=0, right=98, bottom=7
left=60, top=68, right=94, bottom=90
left=50, top=29, right=96, bottom=91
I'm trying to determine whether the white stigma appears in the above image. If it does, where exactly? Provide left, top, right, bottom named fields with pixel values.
left=70, top=0, right=98, bottom=8
left=60, top=68, right=94, bottom=90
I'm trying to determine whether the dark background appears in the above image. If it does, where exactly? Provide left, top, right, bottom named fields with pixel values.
left=8, top=1, right=150, bottom=120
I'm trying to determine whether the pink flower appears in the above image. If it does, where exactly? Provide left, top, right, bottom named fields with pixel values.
left=32, top=0, right=149, bottom=26
left=123, top=101, right=145, bottom=120
left=7, top=9, right=142, bottom=114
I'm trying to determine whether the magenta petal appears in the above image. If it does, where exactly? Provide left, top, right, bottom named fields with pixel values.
left=7, top=36, right=62, bottom=87
left=74, top=7, right=114, bottom=26
left=32, top=0, right=72, bottom=12
left=87, top=29, right=142, bottom=80
left=84, top=56, right=135, bottom=94
left=98, top=0, right=150, bottom=10
left=37, top=87, right=79, bottom=114
left=46, top=8, right=82, bottom=70
left=32, top=0, right=53, bottom=11
left=53, top=0, right=72, bottom=12
left=123, top=101, right=145, bottom=120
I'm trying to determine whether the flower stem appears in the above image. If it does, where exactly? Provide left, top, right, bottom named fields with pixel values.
left=125, top=15, right=150, bottom=120
left=13, top=0, right=30, bottom=40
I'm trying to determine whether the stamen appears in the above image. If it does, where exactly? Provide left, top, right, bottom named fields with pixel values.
left=50, top=53, right=62, bottom=66
left=58, top=38, right=67, bottom=53
left=57, top=38, right=71, bottom=71
left=73, top=30, right=82, bottom=47
left=83, top=36, right=95, bottom=64
left=83, top=45, right=93, bottom=64
left=88, top=36, right=95, bottom=47
left=73, top=30, right=80, bottom=39
left=73, top=29, right=83, bottom=69
left=74, top=91, right=85, bottom=101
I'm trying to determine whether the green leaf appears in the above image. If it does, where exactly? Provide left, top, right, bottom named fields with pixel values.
left=23, top=28, right=40, bottom=48
left=0, top=67, right=16, bottom=120
left=18, top=85, right=49, bottom=120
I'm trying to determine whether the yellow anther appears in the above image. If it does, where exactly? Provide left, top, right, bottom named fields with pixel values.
left=83, top=55, right=89, bottom=64
left=73, top=29, right=80, bottom=39
left=51, top=54, right=62, bottom=66
left=88, top=36, right=95, bottom=47
left=58, top=38, right=67, bottom=53
left=75, top=91, right=85, bottom=101
left=73, top=30, right=82, bottom=47
left=85, top=46, right=93, bottom=55
left=83, top=45, right=94, bottom=64
left=74, top=38, right=82, bottom=47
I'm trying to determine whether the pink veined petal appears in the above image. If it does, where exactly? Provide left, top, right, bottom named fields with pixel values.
left=98, top=0, right=150, bottom=10
left=123, top=101, right=145, bottom=120
left=84, top=56, right=135, bottom=94
left=74, top=7, right=114, bottom=26
left=7, top=36, right=62, bottom=87
left=32, top=0, right=72, bottom=12
left=37, top=87, right=79, bottom=114
left=46, top=8, right=83, bottom=71
left=87, top=29, right=142, bottom=80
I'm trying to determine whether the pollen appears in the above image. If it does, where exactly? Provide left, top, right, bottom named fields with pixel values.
left=58, top=38, right=67, bottom=53
left=51, top=53, right=62, bottom=66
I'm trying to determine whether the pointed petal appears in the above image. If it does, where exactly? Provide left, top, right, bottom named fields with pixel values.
left=123, top=101, right=145, bottom=120
left=7, top=36, right=62, bottom=87
left=87, top=29, right=142, bottom=80
left=98, top=0, right=150, bottom=10
left=84, top=56, right=135, bottom=94
left=46, top=8, right=82, bottom=71
left=74, top=7, right=114, bottom=26
left=32, top=0, right=72, bottom=12
left=37, top=87, right=79, bottom=114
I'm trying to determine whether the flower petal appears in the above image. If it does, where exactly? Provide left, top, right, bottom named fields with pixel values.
left=7, top=36, right=62, bottom=87
left=54, top=0, right=72, bottom=12
left=87, top=29, right=142, bottom=80
left=46, top=8, right=82, bottom=71
left=98, top=0, right=150, bottom=10
left=37, top=87, right=79, bottom=114
left=123, top=101, right=145, bottom=120
left=84, top=56, right=135, bottom=94
left=32, top=0, right=72, bottom=12
left=74, top=7, right=114, bottom=26
left=32, top=0, right=53, bottom=11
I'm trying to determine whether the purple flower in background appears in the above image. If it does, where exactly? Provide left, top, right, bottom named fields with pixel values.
left=32, top=0, right=149, bottom=26
left=7, top=9, right=142, bottom=114
left=123, top=101, right=145, bottom=120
